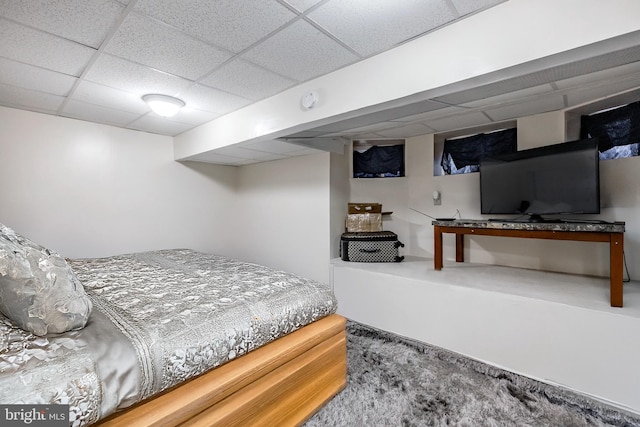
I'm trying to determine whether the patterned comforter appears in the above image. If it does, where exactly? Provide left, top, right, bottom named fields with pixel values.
left=0, top=249, right=337, bottom=425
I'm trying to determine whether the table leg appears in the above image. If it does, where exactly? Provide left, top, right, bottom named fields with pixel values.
left=434, top=226, right=443, bottom=270
left=455, top=233, right=464, bottom=262
left=610, top=233, right=624, bottom=307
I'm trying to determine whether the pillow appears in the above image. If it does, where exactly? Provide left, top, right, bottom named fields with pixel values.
left=0, top=223, right=92, bottom=336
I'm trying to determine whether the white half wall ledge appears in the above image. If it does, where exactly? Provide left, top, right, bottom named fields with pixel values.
left=173, top=0, right=640, bottom=161
left=331, top=258, right=640, bottom=414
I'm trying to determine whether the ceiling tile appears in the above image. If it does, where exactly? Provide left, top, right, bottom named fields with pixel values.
left=347, top=132, right=386, bottom=140
left=200, top=58, right=296, bottom=100
left=375, top=123, right=432, bottom=138
left=564, top=76, right=640, bottom=108
left=127, top=115, right=195, bottom=136
left=231, top=159, right=264, bottom=166
left=0, top=19, right=95, bottom=76
left=308, top=0, right=455, bottom=56
left=71, top=81, right=149, bottom=114
left=0, top=83, right=64, bottom=112
left=0, top=57, right=77, bottom=96
left=555, top=61, right=640, bottom=89
left=450, top=0, right=506, bottom=16
left=339, top=121, right=400, bottom=134
left=242, top=19, right=359, bottom=81
left=84, top=54, right=192, bottom=96
left=179, top=84, right=252, bottom=115
left=105, top=13, right=232, bottom=81
left=61, top=99, right=142, bottom=126
left=285, top=100, right=449, bottom=138
left=135, top=0, right=296, bottom=53
left=484, top=95, right=566, bottom=122
left=0, top=0, right=126, bottom=48
left=389, top=106, right=466, bottom=123
left=460, top=84, right=555, bottom=108
left=433, top=70, right=565, bottom=107
left=284, top=137, right=346, bottom=153
left=423, top=111, right=492, bottom=132
left=381, top=100, right=451, bottom=120
left=282, top=130, right=331, bottom=138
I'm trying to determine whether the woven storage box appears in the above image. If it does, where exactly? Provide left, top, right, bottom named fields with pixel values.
left=340, top=231, right=404, bottom=262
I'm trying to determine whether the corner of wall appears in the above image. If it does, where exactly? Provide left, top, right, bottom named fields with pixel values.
left=330, top=146, right=351, bottom=259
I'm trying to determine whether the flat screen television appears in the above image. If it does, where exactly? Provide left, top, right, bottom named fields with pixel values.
left=479, top=138, right=600, bottom=222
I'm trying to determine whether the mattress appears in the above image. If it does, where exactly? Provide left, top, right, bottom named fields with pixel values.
left=0, top=249, right=337, bottom=425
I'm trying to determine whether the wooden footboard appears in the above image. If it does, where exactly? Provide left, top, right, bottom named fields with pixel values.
left=96, top=314, right=347, bottom=427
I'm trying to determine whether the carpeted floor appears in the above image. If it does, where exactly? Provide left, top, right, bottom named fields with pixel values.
left=304, top=320, right=640, bottom=427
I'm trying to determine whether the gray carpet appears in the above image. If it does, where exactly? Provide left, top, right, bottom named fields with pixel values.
left=304, top=321, right=640, bottom=427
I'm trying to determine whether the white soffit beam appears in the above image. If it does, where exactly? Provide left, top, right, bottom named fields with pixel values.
left=174, top=0, right=640, bottom=160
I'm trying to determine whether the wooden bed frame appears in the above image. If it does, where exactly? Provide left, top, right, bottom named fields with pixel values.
left=96, top=314, right=347, bottom=427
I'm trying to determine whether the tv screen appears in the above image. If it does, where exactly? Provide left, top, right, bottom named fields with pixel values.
left=479, top=139, right=600, bottom=220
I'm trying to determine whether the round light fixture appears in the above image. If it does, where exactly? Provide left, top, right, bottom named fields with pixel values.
left=142, top=94, right=185, bottom=117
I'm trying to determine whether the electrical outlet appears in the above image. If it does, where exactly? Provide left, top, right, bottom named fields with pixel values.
left=433, top=190, right=441, bottom=206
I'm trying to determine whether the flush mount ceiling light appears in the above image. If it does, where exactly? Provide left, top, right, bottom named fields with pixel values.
left=142, top=94, right=185, bottom=117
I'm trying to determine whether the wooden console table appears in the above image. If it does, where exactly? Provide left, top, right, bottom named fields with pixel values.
left=432, top=220, right=626, bottom=307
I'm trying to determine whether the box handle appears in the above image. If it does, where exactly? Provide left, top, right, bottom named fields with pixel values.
left=359, top=248, right=381, bottom=253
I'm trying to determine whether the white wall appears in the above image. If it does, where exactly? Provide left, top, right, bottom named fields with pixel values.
left=3, top=103, right=638, bottom=284
left=0, top=106, right=239, bottom=258
left=230, top=153, right=332, bottom=283
left=350, top=109, right=640, bottom=280
left=330, top=149, right=350, bottom=259
left=0, top=107, right=337, bottom=284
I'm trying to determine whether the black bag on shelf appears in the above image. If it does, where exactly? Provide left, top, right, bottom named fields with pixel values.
left=340, top=231, right=404, bottom=262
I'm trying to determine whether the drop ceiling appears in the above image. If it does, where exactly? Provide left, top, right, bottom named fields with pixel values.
left=2, top=0, right=640, bottom=165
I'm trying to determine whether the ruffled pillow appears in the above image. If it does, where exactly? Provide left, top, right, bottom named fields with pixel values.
left=0, top=223, right=92, bottom=336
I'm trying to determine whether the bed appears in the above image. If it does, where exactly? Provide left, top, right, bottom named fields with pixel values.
left=0, top=223, right=346, bottom=426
